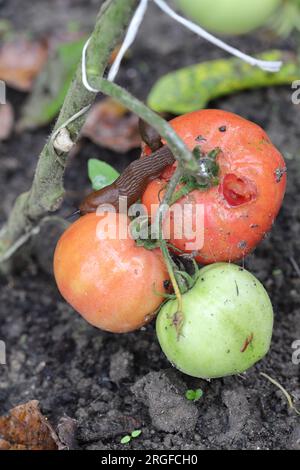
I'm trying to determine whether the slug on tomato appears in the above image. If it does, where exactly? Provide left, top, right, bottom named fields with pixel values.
left=79, top=144, right=175, bottom=215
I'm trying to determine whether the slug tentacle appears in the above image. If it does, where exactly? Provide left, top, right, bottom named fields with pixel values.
left=139, top=118, right=163, bottom=152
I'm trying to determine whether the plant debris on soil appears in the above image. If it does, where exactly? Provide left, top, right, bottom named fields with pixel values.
left=0, top=400, right=59, bottom=450
left=0, top=0, right=299, bottom=451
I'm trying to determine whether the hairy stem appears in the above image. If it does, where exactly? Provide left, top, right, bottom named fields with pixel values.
left=0, top=0, right=139, bottom=265
left=156, top=167, right=186, bottom=308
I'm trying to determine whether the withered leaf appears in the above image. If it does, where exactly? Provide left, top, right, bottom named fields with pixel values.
left=0, top=102, right=14, bottom=140
left=0, top=38, right=48, bottom=92
left=0, top=400, right=60, bottom=450
left=82, top=98, right=141, bottom=153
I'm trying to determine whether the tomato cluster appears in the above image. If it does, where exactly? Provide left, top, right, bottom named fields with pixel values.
left=54, top=109, right=286, bottom=377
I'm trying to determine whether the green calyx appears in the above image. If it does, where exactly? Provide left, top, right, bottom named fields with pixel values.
left=172, top=146, right=221, bottom=204
left=193, top=146, right=221, bottom=185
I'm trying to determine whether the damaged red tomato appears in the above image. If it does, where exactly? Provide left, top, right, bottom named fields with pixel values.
left=142, top=109, right=287, bottom=264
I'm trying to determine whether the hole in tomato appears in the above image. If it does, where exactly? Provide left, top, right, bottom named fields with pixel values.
left=221, top=174, right=257, bottom=207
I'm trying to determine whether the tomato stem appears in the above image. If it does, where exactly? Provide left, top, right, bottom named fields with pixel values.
left=96, top=79, right=200, bottom=175
left=160, top=239, right=183, bottom=311
left=154, top=167, right=185, bottom=314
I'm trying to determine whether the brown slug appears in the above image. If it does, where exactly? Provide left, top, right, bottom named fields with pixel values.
left=139, top=119, right=163, bottom=152
left=79, top=145, right=175, bottom=215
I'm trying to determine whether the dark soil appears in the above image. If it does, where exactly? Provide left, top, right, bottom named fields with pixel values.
left=0, top=0, right=300, bottom=450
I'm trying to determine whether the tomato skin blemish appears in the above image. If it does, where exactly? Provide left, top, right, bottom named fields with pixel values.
left=241, top=333, right=254, bottom=353
left=275, top=167, right=287, bottom=183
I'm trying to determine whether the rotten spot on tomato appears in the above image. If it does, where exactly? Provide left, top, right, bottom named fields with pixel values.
left=275, top=167, right=287, bottom=183
left=195, top=135, right=206, bottom=143
left=221, top=174, right=257, bottom=207
left=237, top=240, right=247, bottom=250
left=169, top=311, right=184, bottom=340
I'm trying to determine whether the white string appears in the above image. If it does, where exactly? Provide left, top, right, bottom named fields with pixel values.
left=82, top=38, right=99, bottom=92
left=51, top=104, right=91, bottom=143
left=82, top=0, right=149, bottom=91
left=82, top=0, right=282, bottom=94
left=152, top=0, right=282, bottom=73
left=108, top=0, right=149, bottom=82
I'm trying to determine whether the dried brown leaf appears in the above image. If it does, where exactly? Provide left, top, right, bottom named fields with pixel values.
left=82, top=98, right=141, bottom=153
left=0, top=102, right=14, bottom=140
left=0, top=400, right=60, bottom=450
left=0, top=38, right=48, bottom=91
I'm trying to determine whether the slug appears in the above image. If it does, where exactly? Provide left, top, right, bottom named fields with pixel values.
left=79, top=145, right=175, bottom=215
left=139, top=119, right=162, bottom=152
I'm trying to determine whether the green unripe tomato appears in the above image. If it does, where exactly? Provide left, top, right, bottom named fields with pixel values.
left=175, top=0, right=281, bottom=35
left=156, top=263, right=273, bottom=379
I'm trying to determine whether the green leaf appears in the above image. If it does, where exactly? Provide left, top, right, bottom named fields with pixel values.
left=185, top=388, right=203, bottom=402
left=185, top=390, right=196, bottom=401
left=88, top=159, right=120, bottom=190
left=194, top=388, right=204, bottom=401
left=120, top=435, right=131, bottom=444
left=147, top=50, right=300, bottom=115
left=18, top=37, right=87, bottom=130
left=131, top=430, right=142, bottom=438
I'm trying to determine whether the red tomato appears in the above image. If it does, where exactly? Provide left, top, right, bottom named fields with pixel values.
left=141, top=109, right=286, bottom=264
left=54, top=212, right=169, bottom=333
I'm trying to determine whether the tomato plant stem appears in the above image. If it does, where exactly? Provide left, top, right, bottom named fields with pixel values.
left=156, top=167, right=185, bottom=311
left=0, top=0, right=139, bottom=269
